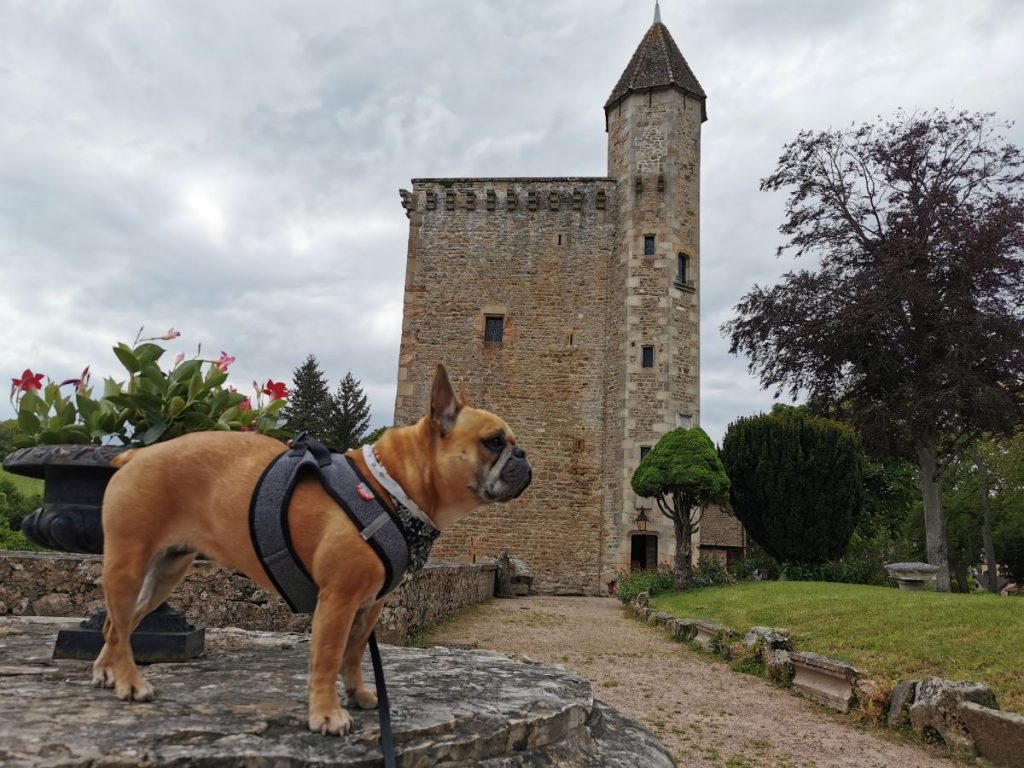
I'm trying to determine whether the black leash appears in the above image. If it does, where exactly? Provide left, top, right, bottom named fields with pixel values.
left=368, top=630, right=397, bottom=768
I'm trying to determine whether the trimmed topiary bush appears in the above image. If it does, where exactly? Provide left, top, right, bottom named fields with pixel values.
left=721, top=409, right=864, bottom=566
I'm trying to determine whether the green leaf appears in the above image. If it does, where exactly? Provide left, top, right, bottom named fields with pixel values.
left=38, top=430, right=63, bottom=445
left=113, top=343, right=141, bottom=373
left=141, top=423, right=167, bottom=445
left=205, top=366, right=228, bottom=388
left=171, top=360, right=202, bottom=383
left=76, top=394, right=99, bottom=423
left=17, top=409, right=40, bottom=435
left=43, top=381, right=61, bottom=407
left=103, top=377, right=124, bottom=399
left=133, top=343, right=166, bottom=367
left=168, top=396, right=187, bottom=419
left=139, top=363, right=169, bottom=395
left=264, top=399, right=288, bottom=415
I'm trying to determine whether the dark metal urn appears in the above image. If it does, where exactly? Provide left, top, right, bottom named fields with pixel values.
left=3, top=445, right=204, bottom=662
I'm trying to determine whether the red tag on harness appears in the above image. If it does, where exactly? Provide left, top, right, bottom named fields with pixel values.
left=355, top=482, right=374, bottom=502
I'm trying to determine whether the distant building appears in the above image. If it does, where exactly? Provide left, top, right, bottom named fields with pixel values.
left=393, top=7, right=745, bottom=593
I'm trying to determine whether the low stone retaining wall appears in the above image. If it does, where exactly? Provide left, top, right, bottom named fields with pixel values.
left=629, top=591, right=1024, bottom=768
left=0, top=551, right=495, bottom=645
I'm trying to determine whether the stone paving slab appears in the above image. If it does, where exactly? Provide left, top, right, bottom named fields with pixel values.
left=0, top=617, right=674, bottom=767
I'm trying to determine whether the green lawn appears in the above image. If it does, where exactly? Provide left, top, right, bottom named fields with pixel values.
left=652, top=581, right=1024, bottom=713
left=0, top=466, right=43, bottom=495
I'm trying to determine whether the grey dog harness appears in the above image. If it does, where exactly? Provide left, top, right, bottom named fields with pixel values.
left=249, top=433, right=439, bottom=614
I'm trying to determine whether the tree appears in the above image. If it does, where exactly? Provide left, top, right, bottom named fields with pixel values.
left=721, top=410, right=864, bottom=567
left=329, top=372, right=371, bottom=451
left=723, top=110, right=1024, bottom=591
left=631, top=427, right=730, bottom=590
left=284, top=355, right=335, bottom=444
left=0, top=419, right=18, bottom=461
left=363, top=425, right=388, bottom=445
left=859, top=456, right=918, bottom=541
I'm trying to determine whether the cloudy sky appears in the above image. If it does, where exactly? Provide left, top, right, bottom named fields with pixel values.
left=2, top=0, right=1023, bottom=445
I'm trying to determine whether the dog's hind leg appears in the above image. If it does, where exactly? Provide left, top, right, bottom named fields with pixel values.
left=129, top=548, right=197, bottom=631
left=341, top=601, right=384, bottom=710
left=92, top=542, right=159, bottom=702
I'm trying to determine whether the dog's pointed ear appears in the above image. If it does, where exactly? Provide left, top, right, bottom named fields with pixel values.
left=430, top=364, right=461, bottom=436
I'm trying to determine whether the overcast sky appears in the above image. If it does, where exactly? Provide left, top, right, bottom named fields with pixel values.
left=2, top=0, right=1023, bottom=445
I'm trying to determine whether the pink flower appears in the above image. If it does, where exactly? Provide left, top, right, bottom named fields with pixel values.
left=239, top=398, right=252, bottom=412
left=215, top=351, right=236, bottom=372
left=262, top=380, right=288, bottom=401
left=160, top=328, right=181, bottom=340
left=174, top=353, right=185, bottom=367
left=59, top=367, right=91, bottom=394
left=11, top=369, right=44, bottom=394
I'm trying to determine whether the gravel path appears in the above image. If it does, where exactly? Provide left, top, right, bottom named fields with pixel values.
left=425, top=596, right=957, bottom=768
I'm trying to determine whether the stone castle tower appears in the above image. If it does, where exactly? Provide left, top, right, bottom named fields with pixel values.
left=393, top=8, right=731, bottom=593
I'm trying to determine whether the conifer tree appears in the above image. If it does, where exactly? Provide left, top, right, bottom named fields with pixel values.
left=330, top=372, right=371, bottom=451
left=721, top=409, right=864, bottom=566
left=284, top=354, right=334, bottom=443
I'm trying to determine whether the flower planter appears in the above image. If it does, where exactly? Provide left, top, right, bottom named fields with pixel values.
left=3, top=445, right=204, bottom=662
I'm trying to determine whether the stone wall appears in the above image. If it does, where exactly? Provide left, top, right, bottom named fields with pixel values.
left=394, top=178, right=618, bottom=595
left=0, top=551, right=495, bottom=645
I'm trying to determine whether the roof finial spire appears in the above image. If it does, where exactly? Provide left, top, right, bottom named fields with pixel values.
left=654, top=1, right=661, bottom=24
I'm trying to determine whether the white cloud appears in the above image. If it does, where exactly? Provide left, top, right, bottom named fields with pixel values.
left=1, top=0, right=1023, bottom=447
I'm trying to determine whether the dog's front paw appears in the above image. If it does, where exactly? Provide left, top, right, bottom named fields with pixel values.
left=92, top=663, right=115, bottom=689
left=308, top=707, right=353, bottom=736
left=347, top=686, right=378, bottom=710
left=115, top=675, right=155, bottom=702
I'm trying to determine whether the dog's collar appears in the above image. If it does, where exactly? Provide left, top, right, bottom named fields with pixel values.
left=362, top=443, right=438, bottom=532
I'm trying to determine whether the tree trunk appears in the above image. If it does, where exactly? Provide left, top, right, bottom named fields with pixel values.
left=916, top=440, right=951, bottom=592
left=978, top=475, right=999, bottom=593
left=672, top=501, right=694, bottom=591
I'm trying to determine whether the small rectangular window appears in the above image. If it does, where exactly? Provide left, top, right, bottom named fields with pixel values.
left=642, top=345, right=654, bottom=368
left=644, top=235, right=655, bottom=256
left=677, top=253, right=688, bottom=283
left=640, top=445, right=651, bottom=459
left=484, top=316, right=504, bottom=344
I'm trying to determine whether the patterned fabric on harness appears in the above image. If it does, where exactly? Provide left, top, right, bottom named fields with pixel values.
left=248, top=433, right=440, bottom=614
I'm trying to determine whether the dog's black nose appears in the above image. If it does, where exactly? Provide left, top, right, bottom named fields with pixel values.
left=513, top=445, right=526, bottom=459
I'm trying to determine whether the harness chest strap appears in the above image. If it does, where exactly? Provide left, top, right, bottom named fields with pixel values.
left=249, top=435, right=428, bottom=614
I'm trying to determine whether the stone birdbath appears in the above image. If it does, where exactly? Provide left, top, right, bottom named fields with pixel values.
left=885, top=561, right=941, bottom=591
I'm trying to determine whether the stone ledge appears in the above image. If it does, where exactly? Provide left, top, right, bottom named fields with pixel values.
left=692, top=620, right=732, bottom=652
left=789, top=651, right=859, bottom=713
left=0, top=618, right=674, bottom=767
left=960, top=701, right=1024, bottom=768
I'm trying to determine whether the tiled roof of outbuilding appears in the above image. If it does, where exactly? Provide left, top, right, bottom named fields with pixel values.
left=605, top=21, right=706, bottom=120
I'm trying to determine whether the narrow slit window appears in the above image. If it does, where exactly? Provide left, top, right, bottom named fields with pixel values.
left=677, top=253, right=688, bottom=283
left=641, top=345, right=654, bottom=368
left=484, top=316, right=504, bottom=344
left=640, top=445, right=651, bottom=459
left=644, top=235, right=655, bottom=256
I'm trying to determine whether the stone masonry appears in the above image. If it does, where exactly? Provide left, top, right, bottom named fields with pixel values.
left=393, top=15, right=730, bottom=593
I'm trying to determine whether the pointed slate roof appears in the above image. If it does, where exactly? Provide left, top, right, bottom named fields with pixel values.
left=605, top=20, right=707, bottom=121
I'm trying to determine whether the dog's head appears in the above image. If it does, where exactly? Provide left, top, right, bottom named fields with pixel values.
left=427, top=365, right=532, bottom=516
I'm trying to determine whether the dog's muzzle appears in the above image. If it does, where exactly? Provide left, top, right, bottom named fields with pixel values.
left=483, top=445, right=532, bottom=502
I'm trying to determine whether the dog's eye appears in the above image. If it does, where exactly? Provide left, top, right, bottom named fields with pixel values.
left=482, top=435, right=506, bottom=453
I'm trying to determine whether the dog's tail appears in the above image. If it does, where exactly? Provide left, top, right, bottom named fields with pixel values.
left=110, top=449, right=138, bottom=469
